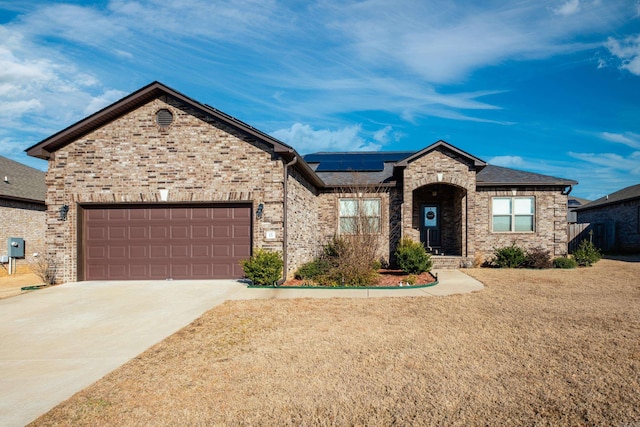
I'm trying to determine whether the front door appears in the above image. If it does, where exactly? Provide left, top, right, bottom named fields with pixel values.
left=421, top=205, right=441, bottom=250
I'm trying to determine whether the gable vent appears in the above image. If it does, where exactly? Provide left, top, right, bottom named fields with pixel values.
left=156, top=109, right=174, bottom=127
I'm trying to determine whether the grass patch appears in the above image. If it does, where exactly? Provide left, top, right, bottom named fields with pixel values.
left=31, top=257, right=640, bottom=426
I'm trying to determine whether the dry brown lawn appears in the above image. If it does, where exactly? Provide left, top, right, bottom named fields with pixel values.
left=0, top=266, right=42, bottom=299
left=31, top=257, right=640, bottom=426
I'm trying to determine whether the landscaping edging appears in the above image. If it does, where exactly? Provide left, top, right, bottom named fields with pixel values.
left=247, top=273, right=439, bottom=289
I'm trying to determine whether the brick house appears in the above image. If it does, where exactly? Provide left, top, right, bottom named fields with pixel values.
left=26, top=82, right=576, bottom=283
left=0, top=156, right=46, bottom=271
left=575, top=184, right=640, bottom=252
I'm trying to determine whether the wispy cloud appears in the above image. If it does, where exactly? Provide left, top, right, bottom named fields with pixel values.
left=271, top=123, right=383, bottom=154
left=554, top=0, right=581, bottom=16
left=568, top=151, right=640, bottom=175
left=598, top=132, right=640, bottom=149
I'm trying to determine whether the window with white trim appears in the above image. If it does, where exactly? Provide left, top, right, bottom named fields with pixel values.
left=492, top=197, right=535, bottom=232
left=339, top=198, right=381, bottom=234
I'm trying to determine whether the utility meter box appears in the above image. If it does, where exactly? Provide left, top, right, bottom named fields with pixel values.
left=8, top=237, right=25, bottom=258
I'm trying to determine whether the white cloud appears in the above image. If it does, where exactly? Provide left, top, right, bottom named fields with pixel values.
left=489, top=155, right=525, bottom=167
left=271, top=123, right=383, bottom=154
left=606, top=34, right=640, bottom=75
left=554, top=0, right=581, bottom=16
left=83, top=89, right=128, bottom=115
left=568, top=151, right=640, bottom=174
left=598, top=132, right=640, bottom=149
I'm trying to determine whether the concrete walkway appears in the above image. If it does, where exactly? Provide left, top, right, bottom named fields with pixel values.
left=0, top=269, right=482, bottom=426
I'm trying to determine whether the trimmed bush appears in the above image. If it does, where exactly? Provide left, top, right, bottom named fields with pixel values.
left=240, top=249, right=283, bottom=286
left=295, top=259, right=330, bottom=280
left=573, top=240, right=602, bottom=267
left=492, top=243, right=527, bottom=268
left=395, top=238, right=432, bottom=274
left=553, top=256, right=577, bottom=269
left=524, top=246, right=552, bottom=269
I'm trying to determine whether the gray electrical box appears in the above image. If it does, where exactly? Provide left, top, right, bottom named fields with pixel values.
left=8, top=237, right=25, bottom=258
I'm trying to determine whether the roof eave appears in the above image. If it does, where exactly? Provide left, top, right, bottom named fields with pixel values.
left=477, top=181, right=577, bottom=187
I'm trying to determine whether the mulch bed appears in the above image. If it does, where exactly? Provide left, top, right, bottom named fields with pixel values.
left=282, top=269, right=436, bottom=287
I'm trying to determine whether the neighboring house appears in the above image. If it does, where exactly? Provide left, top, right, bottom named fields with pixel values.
left=568, top=196, right=590, bottom=223
left=0, top=156, right=46, bottom=270
left=26, top=82, right=577, bottom=283
left=575, top=183, right=640, bottom=252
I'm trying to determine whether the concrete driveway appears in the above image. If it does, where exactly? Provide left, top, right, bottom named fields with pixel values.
left=0, top=270, right=483, bottom=426
left=0, top=279, right=249, bottom=427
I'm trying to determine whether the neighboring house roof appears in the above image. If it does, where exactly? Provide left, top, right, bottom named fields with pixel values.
left=568, top=197, right=590, bottom=208
left=25, top=81, right=324, bottom=188
left=0, top=156, right=46, bottom=203
left=575, top=183, right=640, bottom=211
left=476, top=165, right=577, bottom=187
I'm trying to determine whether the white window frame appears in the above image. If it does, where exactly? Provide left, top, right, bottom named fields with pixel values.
left=339, top=198, right=381, bottom=234
left=492, top=196, right=535, bottom=233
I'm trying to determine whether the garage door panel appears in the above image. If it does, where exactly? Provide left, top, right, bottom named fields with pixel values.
left=192, top=245, right=210, bottom=257
left=149, top=209, right=170, bottom=220
left=150, top=245, right=169, bottom=258
left=213, top=225, right=230, bottom=238
left=84, top=204, right=251, bottom=280
left=172, top=244, right=190, bottom=258
left=129, top=226, right=148, bottom=239
left=88, top=227, right=107, bottom=240
left=108, top=264, right=127, bottom=279
left=109, top=226, right=127, bottom=239
left=129, top=209, right=148, bottom=220
left=130, top=245, right=148, bottom=258
left=171, top=226, right=189, bottom=239
left=191, top=209, right=210, bottom=219
left=129, top=265, right=149, bottom=279
left=191, top=225, right=210, bottom=238
left=150, top=226, right=169, bottom=239
left=171, top=264, right=190, bottom=277
left=234, top=225, right=251, bottom=238
left=234, top=244, right=251, bottom=258
left=108, top=210, right=127, bottom=221
left=108, top=246, right=127, bottom=259
left=149, top=264, right=169, bottom=278
left=87, top=246, right=107, bottom=259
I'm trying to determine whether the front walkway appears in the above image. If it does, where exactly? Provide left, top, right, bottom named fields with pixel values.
left=0, top=270, right=482, bottom=426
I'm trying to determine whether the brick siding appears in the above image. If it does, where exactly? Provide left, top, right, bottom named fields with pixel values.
left=576, top=200, right=640, bottom=251
left=0, top=199, right=46, bottom=269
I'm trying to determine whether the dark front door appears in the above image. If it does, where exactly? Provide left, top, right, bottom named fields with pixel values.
left=421, top=205, right=441, bottom=250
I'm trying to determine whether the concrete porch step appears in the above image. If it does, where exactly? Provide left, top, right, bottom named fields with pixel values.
left=430, top=255, right=472, bottom=269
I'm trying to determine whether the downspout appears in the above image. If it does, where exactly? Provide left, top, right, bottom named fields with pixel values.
left=278, top=154, right=298, bottom=285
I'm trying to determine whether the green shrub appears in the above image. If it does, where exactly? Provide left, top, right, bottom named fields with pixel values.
left=553, top=256, right=577, bottom=269
left=295, top=259, right=330, bottom=280
left=524, top=246, right=552, bottom=269
left=573, top=240, right=602, bottom=267
left=492, top=243, right=527, bottom=268
left=240, top=249, right=283, bottom=286
left=395, top=238, right=432, bottom=274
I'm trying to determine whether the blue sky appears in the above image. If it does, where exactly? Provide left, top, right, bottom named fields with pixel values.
left=1, top=0, right=639, bottom=199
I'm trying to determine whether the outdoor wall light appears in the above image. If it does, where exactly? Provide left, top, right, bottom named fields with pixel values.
left=59, top=204, right=69, bottom=221
left=256, top=203, right=264, bottom=219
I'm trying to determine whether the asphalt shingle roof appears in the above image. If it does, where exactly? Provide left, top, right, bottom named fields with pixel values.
left=576, top=183, right=640, bottom=211
left=0, top=156, right=46, bottom=203
left=476, top=165, right=577, bottom=186
left=305, top=152, right=577, bottom=187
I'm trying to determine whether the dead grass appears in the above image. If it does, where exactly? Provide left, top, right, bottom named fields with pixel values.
left=31, top=257, right=640, bottom=426
left=0, top=267, right=42, bottom=299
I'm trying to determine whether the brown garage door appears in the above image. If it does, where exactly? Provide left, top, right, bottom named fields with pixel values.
left=82, top=204, right=251, bottom=280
